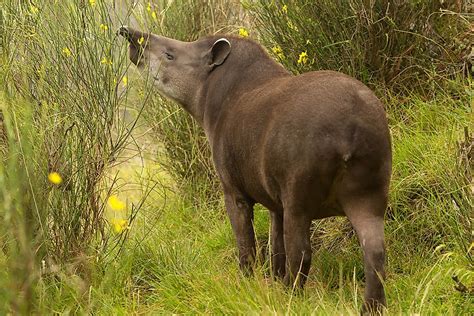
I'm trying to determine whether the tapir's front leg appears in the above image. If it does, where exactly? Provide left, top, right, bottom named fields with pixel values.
left=224, top=193, right=256, bottom=274
left=270, top=211, right=286, bottom=279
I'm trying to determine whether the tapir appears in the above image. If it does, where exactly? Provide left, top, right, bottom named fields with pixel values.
left=119, top=26, right=392, bottom=314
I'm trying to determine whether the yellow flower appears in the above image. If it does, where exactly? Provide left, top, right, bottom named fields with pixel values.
left=151, top=11, right=157, bottom=20
left=108, top=195, right=125, bottom=211
left=137, top=36, right=145, bottom=45
left=100, top=23, right=108, bottom=31
left=282, top=5, right=288, bottom=14
left=297, top=51, right=308, bottom=65
left=271, top=45, right=285, bottom=60
left=48, top=172, right=62, bottom=185
left=62, top=47, right=72, bottom=57
left=287, top=20, right=298, bottom=31
left=122, top=76, right=128, bottom=86
left=146, top=2, right=152, bottom=12
left=100, top=56, right=112, bottom=65
left=111, top=218, right=128, bottom=234
left=30, top=5, right=39, bottom=15
left=89, top=0, right=96, bottom=6
left=239, top=28, right=249, bottom=37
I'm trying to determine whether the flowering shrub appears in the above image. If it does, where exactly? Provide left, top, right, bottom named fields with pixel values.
left=248, top=0, right=471, bottom=95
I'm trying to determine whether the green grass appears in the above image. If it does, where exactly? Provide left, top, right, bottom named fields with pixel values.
left=10, top=93, right=468, bottom=315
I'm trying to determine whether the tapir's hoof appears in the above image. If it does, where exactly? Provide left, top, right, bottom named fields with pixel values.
left=283, top=273, right=307, bottom=293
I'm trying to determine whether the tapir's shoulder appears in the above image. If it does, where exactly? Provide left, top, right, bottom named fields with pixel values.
left=279, top=70, right=381, bottom=106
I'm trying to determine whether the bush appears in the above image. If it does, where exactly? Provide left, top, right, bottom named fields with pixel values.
left=247, top=0, right=471, bottom=95
left=0, top=1, right=150, bottom=311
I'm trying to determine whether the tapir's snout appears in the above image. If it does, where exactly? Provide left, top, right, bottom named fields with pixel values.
left=117, top=26, right=150, bottom=66
left=117, top=26, right=131, bottom=41
left=117, top=26, right=148, bottom=44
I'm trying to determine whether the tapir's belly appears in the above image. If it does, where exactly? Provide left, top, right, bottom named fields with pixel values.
left=215, top=125, right=350, bottom=218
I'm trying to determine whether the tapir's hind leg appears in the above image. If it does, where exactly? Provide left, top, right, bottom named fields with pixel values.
left=338, top=146, right=391, bottom=314
left=341, top=193, right=387, bottom=314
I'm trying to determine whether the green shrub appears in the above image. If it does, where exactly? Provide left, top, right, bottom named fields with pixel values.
left=0, top=1, right=151, bottom=311
left=247, top=0, right=471, bottom=95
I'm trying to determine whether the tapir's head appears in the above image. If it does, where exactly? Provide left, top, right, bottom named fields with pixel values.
left=118, top=26, right=231, bottom=104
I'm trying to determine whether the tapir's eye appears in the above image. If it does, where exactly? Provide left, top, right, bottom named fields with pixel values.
left=164, top=52, right=174, bottom=61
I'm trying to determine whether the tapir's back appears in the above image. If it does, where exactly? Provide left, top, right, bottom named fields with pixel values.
left=222, top=70, right=391, bottom=165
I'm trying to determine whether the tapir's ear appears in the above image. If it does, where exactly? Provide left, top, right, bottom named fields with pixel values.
left=209, top=38, right=231, bottom=67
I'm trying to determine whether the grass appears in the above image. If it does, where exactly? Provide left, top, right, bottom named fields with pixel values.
left=8, top=92, right=468, bottom=315
left=0, top=0, right=472, bottom=314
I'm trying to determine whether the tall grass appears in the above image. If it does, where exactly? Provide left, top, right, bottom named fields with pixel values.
left=1, top=0, right=153, bottom=312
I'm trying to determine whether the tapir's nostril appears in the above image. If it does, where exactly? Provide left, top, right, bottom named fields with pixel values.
left=117, top=26, right=130, bottom=40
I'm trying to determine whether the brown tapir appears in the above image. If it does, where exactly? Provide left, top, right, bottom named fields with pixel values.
left=119, top=26, right=392, bottom=314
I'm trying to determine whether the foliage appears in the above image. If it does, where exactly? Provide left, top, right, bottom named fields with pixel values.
left=0, top=0, right=151, bottom=312
left=247, top=0, right=472, bottom=95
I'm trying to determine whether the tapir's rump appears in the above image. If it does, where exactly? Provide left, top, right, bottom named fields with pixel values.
left=120, top=26, right=392, bottom=314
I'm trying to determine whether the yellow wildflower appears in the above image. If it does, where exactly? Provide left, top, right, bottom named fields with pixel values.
left=146, top=2, right=152, bottom=12
left=108, top=195, right=125, bottom=211
left=151, top=11, right=157, bottom=20
left=297, top=51, right=308, bottom=65
left=287, top=20, right=298, bottom=31
left=48, top=172, right=62, bottom=185
left=239, top=28, right=249, bottom=37
left=282, top=5, right=288, bottom=14
left=271, top=45, right=285, bottom=60
left=100, top=56, right=112, bottom=65
left=30, top=5, right=39, bottom=15
left=100, top=23, right=108, bottom=31
left=89, top=0, right=96, bottom=6
left=137, top=36, right=145, bottom=45
left=62, top=47, right=72, bottom=57
left=111, top=218, right=128, bottom=234
left=122, top=76, right=128, bottom=86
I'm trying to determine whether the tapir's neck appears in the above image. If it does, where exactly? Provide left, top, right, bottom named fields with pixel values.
left=194, top=50, right=290, bottom=140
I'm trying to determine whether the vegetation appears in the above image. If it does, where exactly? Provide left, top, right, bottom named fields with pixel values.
left=248, top=0, right=471, bottom=95
left=0, top=0, right=472, bottom=314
